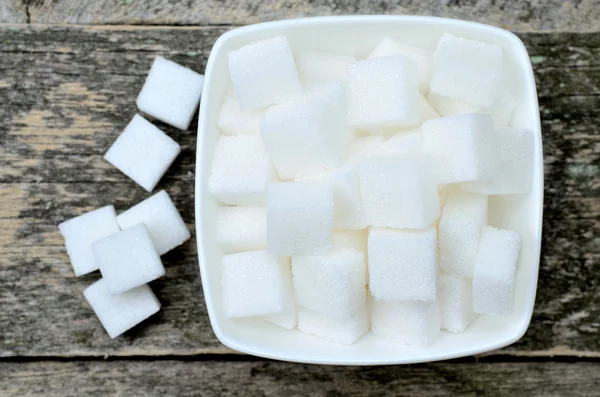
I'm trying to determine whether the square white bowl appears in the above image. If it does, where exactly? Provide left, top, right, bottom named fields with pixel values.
left=196, top=16, right=543, bottom=365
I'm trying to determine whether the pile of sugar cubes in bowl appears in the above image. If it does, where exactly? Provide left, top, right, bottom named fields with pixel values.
left=207, top=32, right=534, bottom=348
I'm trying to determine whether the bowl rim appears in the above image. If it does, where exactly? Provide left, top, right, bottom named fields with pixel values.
left=196, top=15, right=544, bottom=365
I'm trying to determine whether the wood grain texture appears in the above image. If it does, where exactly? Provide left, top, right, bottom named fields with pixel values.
left=0, top=1, right=27, bottom=24
left=11, top=0, right=600, bottom=32
left=1, top=26, right=599, bottom=358
left=2, top=359, right=600, bottom=397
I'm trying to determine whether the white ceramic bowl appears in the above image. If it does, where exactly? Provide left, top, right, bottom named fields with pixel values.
left=196, top=16, right=543, bottom=365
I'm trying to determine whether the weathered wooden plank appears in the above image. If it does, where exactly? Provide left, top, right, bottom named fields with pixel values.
left=0, top=1, right=27, bottom=24
left=0, top=26, right=599, bottom=358
left=10, top=0, right=600, bottom=32
left=1, top=360, right=600, bottom=397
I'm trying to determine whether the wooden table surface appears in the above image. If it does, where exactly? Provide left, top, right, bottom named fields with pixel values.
left=1, top=1, right=599, bottom=395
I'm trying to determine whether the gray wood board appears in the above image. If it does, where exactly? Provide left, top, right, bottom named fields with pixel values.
left=1, top=359, right=600, bottom=397
left=7, top=0, right=600, bottom=32
left=1, top=26, right=599, bottom=357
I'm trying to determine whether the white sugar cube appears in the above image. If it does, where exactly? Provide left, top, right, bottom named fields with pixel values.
left=267, top=182, right=334, bottom=256
left=428, top=91, right=516, bottom=127
left=379, top=128, right=422, bottom=155
left=332, top=229, right=368, bottom=253
left=422, top=113, right=495, bottom=184
left=221, top=250, right=291, bottom=318
left=363, top=97, right=435, bottom=136
left=437, top=185, right=458, bottom=213
left=84, top=278, right=160, bottom=339
left=430, top=33, right=503, bottom=108
left=136, top=56, right=204, bottom=130
left=262, top=259, right=297, bottom=329
left=104, top=115, right=181, bottom=192
left=427, top=92, right=481, bottom=117
left=368, top=228, right=437, bottom=301
left=293, top=248, right=367, bottom=319
left=58, top=205, right=120, bottom=276
left=346, top=135, right=386, bottom=163
left=438, top=191, right=488, bottom=278
left=419, top=93, right=440, bottom=122
left=439, top=274, right=478, bottom=332
left=94, top=224, right=165, bottom=294
left=367, top=37, right=433, bottom=93
left=489, top=91, right=517, bottom=127
left=370, top=300, right=441, bottom=349
left=208, top=134, right=277, bottom=205
left=295, top=51, right=357, bottom=86
left=297, top=306, right=370, bottom=345
left=296, top=164, right=367, bottom=230
left=358, top=155, right=439, bottom=229
left=328, top=167, right=366, bottom=230
left=366, top=37, right=401, bottom=58
left=218, top=92, right=264, bottom=135
left=473, top=226, right=521, bottom=315
left=228, top=36, right=302, bottom=110
left=261, top=82, right=349, bottom=179
left=347, top=55, right=420, bottom=130
left=216, top=206, right=266, bottom=254
left=461, top=128, right=534, bottom=194
left=117, top=190, right=190, bottom=256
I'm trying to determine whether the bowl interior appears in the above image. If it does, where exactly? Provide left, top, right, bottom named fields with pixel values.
left=196, top=16, right=543, bottom=365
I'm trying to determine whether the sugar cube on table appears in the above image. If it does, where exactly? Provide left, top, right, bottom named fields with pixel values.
left=117, top=190, right=190, bottom=256
left=367, top=37, right=433, bottom=94
left=438, top=190, right=488, bottom=278
left=297, top=306, right=370, bottom=345
left=208, top=134, right=277, bottom=205
left=217, top=92, right=264, bottom=135
left=295, top=51, right=357, bottom=86
left=216, top=206, right=267, bottom=253
left=439, top=274, right=478, bottom=332
left=93, top=224, right=165, bottom=294
left=84, top=278, right=160, bottom=339
left=292, top=248, right=367, bottom=319
left=296, top=164, right=367, bottom=230
left=332, top=229, right=368, bottom=253
left=358, top=155, right=439, bottom=229
left=422, top=113, right=495, bottom=185
left=260, top=82, right=349, bottom=179
left=347, top=55, right=420, bottom=130
left=370, top=300, right=441, bottom=349
left=104, top=114, right=181, bottom=192
left=461, top=127, right=534, bottom=194
left=473, top=226, right=521, bottom=315
left=58, top=205, right=120, bottom=276
left=136, top=56, right=204, bottom=130
left=430, top=33, right=503, bottom=108
left=262, top=259, right=297, bottom=329
left=428, top=91, right=516, bottom=127
left=221, top=250, right=291, bottom=318
left=267, top=182, right=334, bottom=256
left=228, top=36, right=302, bottom=110
left=368, top=228, right=437, bottom=301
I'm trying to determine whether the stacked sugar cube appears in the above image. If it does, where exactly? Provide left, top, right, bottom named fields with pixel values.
left=209, top=33, right=533, bottom=347
left=59, top=191, right=191, bottom=338
left=58, top=57, right=201, bottom=338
